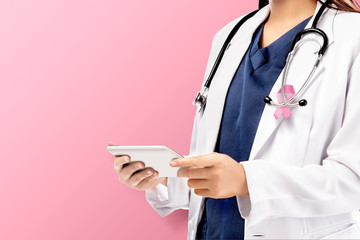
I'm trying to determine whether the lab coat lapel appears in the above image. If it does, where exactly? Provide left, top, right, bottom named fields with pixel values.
left=202, top=6, right=271, bottom=153
left=248, top=1, right=336, bottom=160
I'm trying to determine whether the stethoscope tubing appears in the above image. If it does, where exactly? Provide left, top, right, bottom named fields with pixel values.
left=204, top=9, right=260, bottom=89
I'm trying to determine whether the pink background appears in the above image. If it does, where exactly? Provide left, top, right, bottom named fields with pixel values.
left=0, top=0, right=257, bottom=239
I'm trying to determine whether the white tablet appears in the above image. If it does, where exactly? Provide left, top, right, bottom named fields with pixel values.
left=106, top=145, right=183, bottom=177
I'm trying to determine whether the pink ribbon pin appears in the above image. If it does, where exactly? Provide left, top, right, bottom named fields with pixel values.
left=273, top=84, right=295, bottom=120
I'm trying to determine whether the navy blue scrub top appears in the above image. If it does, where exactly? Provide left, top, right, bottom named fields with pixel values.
left=195, top=15, right=312, bottom=240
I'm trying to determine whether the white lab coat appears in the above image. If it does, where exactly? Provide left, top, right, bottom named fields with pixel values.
left=145, top=1, right=360, bottom=239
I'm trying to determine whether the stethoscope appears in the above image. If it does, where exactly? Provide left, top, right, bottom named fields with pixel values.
left=193, top=0, right=330, bottom=112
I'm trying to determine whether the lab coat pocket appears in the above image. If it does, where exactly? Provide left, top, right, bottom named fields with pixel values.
left=303, top=221, right=360, bottom=239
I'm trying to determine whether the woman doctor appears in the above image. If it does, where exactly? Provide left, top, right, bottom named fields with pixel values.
left=110, top=0, right=360, bottom=239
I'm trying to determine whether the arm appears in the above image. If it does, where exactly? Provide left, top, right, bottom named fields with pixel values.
left=236, top=50, right=360, bottom=224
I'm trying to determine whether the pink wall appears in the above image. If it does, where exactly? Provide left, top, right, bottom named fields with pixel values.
left=0, top=0, right=257, bottom=239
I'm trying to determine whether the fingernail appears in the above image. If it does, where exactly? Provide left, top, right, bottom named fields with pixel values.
left=170, top=160, right=177, bottom=166
left=124, top=156, right=130, bottom=162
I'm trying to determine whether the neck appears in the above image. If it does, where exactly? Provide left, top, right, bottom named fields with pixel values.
left=267, top=0, right=317, bottom=25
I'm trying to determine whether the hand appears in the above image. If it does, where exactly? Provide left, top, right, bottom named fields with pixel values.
left=109, top=141, right=168, bottom=190
left=170, top=152, right=248, bottom=198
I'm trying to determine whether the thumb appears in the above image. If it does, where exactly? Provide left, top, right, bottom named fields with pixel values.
left=108, top=141, right=118, bottom=146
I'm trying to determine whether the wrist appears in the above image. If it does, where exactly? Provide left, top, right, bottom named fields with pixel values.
left=237, top=163, right=249, bottom=196
left=160, top=177, right=168, bottom=187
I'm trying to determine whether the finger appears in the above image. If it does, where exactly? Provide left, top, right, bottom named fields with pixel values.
left=194, top=188, right=212, bottom=197
left=177, top=166, right=209, bottom=179
left=108, top=141, right=118, bottom=146
left=135, top=172, right=160, bottom=190
left=119, top=161, right=145, bottom=182
left=114, top=155, right=131, bottom=170
left=187, top=179, right=210, bottom=189
left=127, top=168, right=155, bottom=187
left=170, top=154, right=216, bottom=168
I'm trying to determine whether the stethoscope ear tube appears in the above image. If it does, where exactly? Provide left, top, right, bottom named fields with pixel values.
left=288, top=28, right=328, bottom=55
left=270, top=0, right=330, bottom=109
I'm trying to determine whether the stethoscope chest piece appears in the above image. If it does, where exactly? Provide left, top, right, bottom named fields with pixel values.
left=193, top=90, right=208, bottom=113
left=193, top=92, right=205, bottom=107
